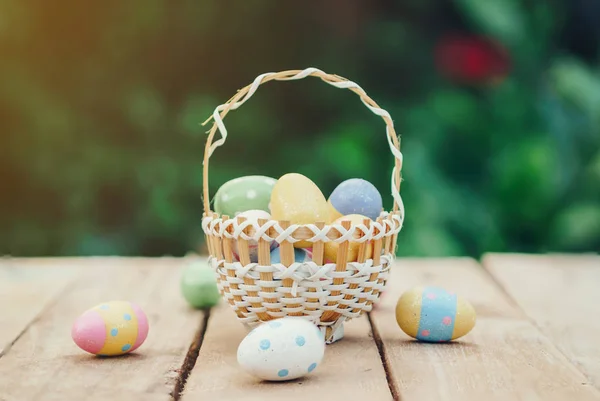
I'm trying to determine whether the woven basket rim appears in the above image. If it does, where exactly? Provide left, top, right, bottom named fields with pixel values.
left=202, top=211, right=402, bottom=243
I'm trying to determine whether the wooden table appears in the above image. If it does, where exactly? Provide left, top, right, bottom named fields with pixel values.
left=1, top=254, right=599, bottom=401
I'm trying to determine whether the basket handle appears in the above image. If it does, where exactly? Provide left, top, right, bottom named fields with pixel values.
left=202, top=67, right=404, bottom=221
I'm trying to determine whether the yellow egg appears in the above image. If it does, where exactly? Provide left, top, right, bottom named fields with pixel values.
left=270, top=173, right=330, bottom=248
left=395, top=286, right=476, bottom=342
left=324, top=214, right=373, bottom=262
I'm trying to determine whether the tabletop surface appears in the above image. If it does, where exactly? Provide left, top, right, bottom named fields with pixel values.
left=0, top=253, right=599, bottom=401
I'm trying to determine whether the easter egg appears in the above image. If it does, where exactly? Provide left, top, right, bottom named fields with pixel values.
left=395, top=286, right=476, bottom=342
left=304, top=248, right=334, bottom=264
left=270, top=173, right=330, bottom=248
left=270, top=246, right=311, bottom=264
left=71, top=301, right=149, bottom=356
left=237, top=317, right=325, bottom=381
left=270, top=246, right=314, bottom=278
left=324, top=214, right=373, bottom=262
left=232, top=209, right=277, bottom=263
left=214, top=175, right=276, bottom=217
left=327, top=200, right=344, bottom=222
left=328, top=178, right=383, bottom=221
left=181, top=260, right=221, bottom=309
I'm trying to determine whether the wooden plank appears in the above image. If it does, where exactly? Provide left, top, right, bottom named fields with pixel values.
left=0, top=257, right=205, bottom=401
left=370, top=257, right=600, bottom=401
left=483, top=253, right=600, bottom=389
left=181, top=304, right=392, bottom=401
left=0, top=258, right=80, bottom=356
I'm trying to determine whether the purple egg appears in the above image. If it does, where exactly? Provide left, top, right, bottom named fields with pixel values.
left=328, top=178, right=383, bottom=220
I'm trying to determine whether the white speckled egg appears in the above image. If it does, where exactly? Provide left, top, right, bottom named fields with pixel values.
left=233, top=209, right=277, bottom=263
left=237, top=317, right=325, bottom=381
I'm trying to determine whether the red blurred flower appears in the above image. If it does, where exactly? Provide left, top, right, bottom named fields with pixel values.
left=435, top=34, right=511, bottom=85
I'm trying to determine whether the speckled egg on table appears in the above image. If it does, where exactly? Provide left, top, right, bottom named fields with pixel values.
left=395, top=286, right=476, bottom=342
left=71, top=301, right=149, bottom=356
left=270, top=173, right=330, bottom=248
left=213, top=175, right=277, bottom=217
left=328, top=178, right=383, bottom=221
left=237, top=317, right=325, bottom=381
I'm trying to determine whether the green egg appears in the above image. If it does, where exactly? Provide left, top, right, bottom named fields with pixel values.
left=213, top=175, right=276, bottom=217
left=181, top=260, right=221, bottom=309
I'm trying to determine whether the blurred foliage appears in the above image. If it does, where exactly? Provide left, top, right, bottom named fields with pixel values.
left=1, top=0, right=599, bottom=257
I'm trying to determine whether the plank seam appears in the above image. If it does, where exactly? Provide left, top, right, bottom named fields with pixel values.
left=367, top=312, right=401, bottom=401
left=170, top=309, right=211, bottom=401
left=481, top=257, right=600, bottom=393
left=0, top=278, right=78, bottom=359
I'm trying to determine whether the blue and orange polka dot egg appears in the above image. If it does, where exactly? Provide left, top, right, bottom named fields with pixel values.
left=395, top=286, right=476, bottom=342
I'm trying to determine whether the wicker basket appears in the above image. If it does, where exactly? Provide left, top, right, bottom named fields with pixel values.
left=201, top=68, right=404, bottom=343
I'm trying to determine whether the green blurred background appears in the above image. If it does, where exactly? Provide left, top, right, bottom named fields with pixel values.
left=1, top=0, right=599, bottom=257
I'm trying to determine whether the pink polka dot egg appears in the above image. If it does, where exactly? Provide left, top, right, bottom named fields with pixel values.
left=395, top=286, right=476, bottom=343
left=71, top=301, right=149, bottom=356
